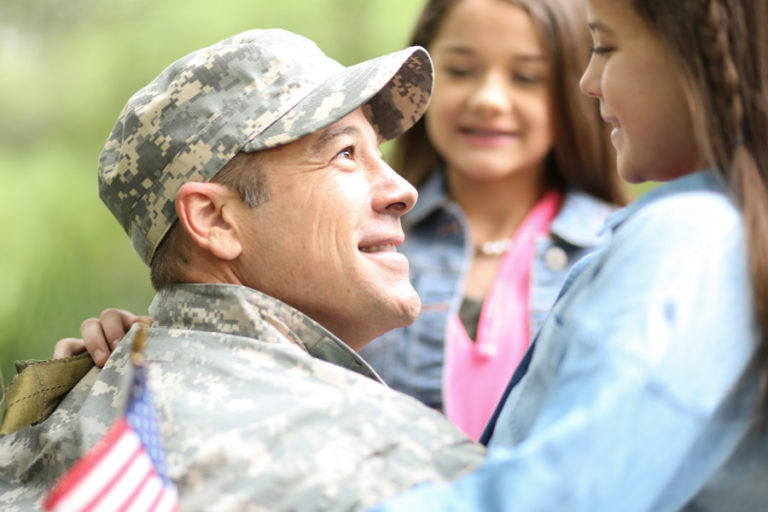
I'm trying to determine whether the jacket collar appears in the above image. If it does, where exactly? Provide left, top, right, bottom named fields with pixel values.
left=602, top=169, right=726, bottom=235
left=549, top=191, right=616, bottom=248
left=404, top=167, right=454, bottom=230
left=150, top=283, right=382, bottom=382
left=406, top=167, right=616, bottom=248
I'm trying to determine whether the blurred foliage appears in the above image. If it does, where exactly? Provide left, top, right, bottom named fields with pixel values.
left=0, top=0, right=424, bottom=386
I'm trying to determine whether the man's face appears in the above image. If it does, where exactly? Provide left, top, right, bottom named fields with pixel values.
left=230, top=108, right=421, bottom=350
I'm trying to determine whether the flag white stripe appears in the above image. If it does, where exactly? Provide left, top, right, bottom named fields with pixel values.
left=52, top=430, right=142, bottom=512
left=93, top=447, right=152, bottom=512
left=154, top=488, right=180, bottom=512
left=126, top=473, right=162, bottom=512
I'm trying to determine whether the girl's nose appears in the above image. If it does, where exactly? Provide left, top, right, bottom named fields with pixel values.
left=468, top=71, right=510, bottom=114
left=579, top=58, right=601, bottom=98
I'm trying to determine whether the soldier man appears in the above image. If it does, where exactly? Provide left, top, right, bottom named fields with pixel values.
left=0, top=29, right=483, bottom=511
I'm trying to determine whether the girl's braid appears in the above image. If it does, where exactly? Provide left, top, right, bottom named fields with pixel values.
left=703, top=0, right=768, bottom=409
left=696, top=0, right=744, bottom=154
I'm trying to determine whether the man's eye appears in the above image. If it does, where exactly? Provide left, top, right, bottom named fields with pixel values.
left=337, top=146, right=354, bottom=160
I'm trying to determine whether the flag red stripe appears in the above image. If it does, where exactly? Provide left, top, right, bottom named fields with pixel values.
left=43, top=419, right=133, bottom=509
left=149, top=486, right=166, bottom=512
left=153, top=488, right=181, bottom=512
left=116, top=462, right=154, bottom=512
left=43, top=352, right=179, bottom=512
left=147, top=481, right=165, bottom=512
left=81, top=440, right=144, bottom=512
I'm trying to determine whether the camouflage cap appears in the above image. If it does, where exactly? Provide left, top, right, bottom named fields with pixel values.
left=97, top=29, right=433, bottom=266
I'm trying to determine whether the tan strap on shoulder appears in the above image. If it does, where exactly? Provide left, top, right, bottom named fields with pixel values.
left=0, top=353, right=94, bottom=435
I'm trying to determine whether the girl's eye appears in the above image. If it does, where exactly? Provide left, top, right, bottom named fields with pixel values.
left=512, top=73, right=544, bottom=85
left=445, top=67, right=473, bottom=78
left=590, top=46, right=614, bottom=56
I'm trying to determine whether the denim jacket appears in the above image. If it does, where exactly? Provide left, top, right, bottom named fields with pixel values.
left=359, top=169, right=616, bottom=409
left=373, top=170, right=765, bottom=512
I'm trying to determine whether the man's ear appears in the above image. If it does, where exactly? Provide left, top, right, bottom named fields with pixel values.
left=175, top=182, right=243, bottom=261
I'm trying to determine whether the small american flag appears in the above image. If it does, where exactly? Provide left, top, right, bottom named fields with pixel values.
left=43, top=325, right=179, bottom=512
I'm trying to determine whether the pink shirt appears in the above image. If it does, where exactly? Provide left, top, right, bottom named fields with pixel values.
left=443, top=190, right=563, bottom=440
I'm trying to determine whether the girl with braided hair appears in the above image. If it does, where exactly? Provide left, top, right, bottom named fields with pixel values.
left=376, top=0, right=768, bottom=509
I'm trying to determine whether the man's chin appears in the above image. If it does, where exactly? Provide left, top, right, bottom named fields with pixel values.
left=404, top=298, right=421, bottom=326
left=363, top=293, right=421, bottom=341
left=391, top=293, right=421, bottom=328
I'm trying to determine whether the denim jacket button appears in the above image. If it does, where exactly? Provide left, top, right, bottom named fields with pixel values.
left=544, top=246, right=569, bottom=271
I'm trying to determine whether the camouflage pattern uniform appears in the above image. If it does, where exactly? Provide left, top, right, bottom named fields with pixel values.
left=0, top=283, right=484, bottom=510
left=0, top=29, right=486, bottom=510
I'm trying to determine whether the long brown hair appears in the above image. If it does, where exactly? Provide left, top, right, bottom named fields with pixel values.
left=391, top=0, right=628, bottom=205
left=630, top=0, right=768, bottom=401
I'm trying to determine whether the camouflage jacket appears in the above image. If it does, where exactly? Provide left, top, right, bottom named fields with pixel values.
left=0, top=283, right=485, bottom=511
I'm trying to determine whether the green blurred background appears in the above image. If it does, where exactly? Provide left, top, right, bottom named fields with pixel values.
left=0, top=0, right=425, bottom=386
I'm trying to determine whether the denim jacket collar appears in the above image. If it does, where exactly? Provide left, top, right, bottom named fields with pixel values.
left=404, top=167, right=454, bottom=230
left=549, top=191, right=615, bottom=247
left=602, top=169, right=727, bottom=236
left=406, top=166, right=615, bottom=249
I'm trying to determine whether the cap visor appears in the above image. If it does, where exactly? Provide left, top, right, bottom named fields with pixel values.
left=243, top=46, right=432, bottom=152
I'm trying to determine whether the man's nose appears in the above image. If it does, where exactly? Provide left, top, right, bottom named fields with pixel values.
left=373, top=159, right=417, bottom=216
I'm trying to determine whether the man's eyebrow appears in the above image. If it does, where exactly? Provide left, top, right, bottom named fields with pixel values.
left=309, top=125, right=359, bottom=154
